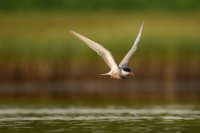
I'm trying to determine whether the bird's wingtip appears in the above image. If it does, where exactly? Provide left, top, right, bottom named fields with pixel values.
left=141, top=21, right=144, bottom=26
left=68, top=30, right=73, bottom=33
left=69, top=30, right=77, bottom=36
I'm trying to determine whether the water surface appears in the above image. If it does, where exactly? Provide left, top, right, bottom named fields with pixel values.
left=0, top=105, right=199, bottom=133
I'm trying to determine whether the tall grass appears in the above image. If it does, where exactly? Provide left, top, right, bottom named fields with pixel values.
left=0, top=12, right=200, bottom=81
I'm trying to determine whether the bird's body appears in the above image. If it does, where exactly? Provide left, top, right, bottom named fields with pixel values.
left=102, top=68, right=123, bottom=79
left=69, top=22, right=144, bottom=79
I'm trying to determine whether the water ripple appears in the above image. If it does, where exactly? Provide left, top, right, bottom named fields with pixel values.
left=0, top=106, right=199, bottom=122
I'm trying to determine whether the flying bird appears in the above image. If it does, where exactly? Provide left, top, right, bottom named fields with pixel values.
left=69, top=21, right=144, bottom=79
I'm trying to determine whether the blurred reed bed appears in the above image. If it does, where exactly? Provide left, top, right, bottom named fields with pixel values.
left=0, top=12, right=200, bottom=82
left=0, top=80, right=200, bottom=104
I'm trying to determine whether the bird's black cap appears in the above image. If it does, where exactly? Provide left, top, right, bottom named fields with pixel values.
left=123, top=68, right=131, bottom=72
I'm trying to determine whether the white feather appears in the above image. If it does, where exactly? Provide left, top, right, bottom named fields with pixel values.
left=119, top=21, right=144, bottom=68
left=69, top=30, right=118, bottom=70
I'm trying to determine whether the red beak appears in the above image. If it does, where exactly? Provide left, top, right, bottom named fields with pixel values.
left=130, top=72, right=134, bottom=75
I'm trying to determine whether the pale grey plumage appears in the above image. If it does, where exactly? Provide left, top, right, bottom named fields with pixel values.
left=69, top=30, right=118, bottom=70
left=119, top=21, right=144, bottom=68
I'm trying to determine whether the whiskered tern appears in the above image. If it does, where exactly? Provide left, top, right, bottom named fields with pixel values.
left=69, top=21, right=144, bottom=79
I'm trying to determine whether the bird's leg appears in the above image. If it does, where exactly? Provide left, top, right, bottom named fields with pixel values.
left=110, top=76, right=113, bottom=79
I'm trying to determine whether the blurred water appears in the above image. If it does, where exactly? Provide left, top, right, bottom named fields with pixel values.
left=0, top=105, right=199, bottom=133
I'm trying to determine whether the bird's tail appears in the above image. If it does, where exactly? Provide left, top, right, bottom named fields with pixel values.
left=100, top=72, right=110, bottom=76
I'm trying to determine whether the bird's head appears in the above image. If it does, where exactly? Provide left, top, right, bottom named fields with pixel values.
left=121, top=68, right=134, bottom=76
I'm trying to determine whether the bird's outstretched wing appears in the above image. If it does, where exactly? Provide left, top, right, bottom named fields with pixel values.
left=119, top=21, right=144, bottom=68
left=69, top=30, right=118, bottom=70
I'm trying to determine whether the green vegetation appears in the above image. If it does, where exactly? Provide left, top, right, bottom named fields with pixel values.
left=0, top=0, right=199, bottom=61
left=0, top=12, right=199, bottom=59
left=0, top=0, right=200, bottom=11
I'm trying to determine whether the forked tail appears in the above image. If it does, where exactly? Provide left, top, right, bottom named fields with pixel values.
left=100, top=73, right=110, bottom=75
left=100, top=71, right=111, bottom=76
